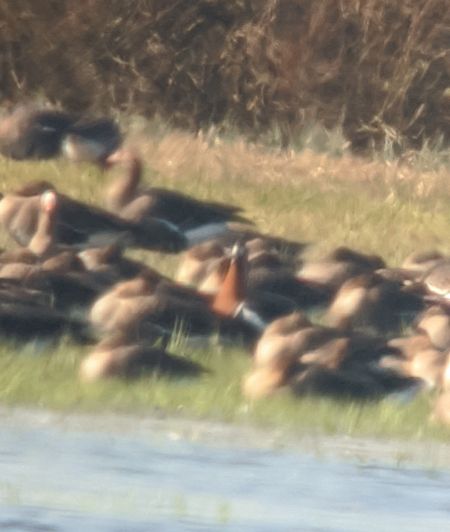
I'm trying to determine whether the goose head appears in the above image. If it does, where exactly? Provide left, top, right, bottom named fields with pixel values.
left=105, top=147, right=142, bottom=175
left=211, top=242, right=247, bottom=317
left=28, top=189, right=59, bottom=258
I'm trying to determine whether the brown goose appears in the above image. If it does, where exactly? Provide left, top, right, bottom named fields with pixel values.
left=380, top=341, right=445, bottom=389
left=89, top=270, right=218, bottom=339
left=325, top=272, right=423, bottom=334
left=89, top=243, right=266, bottom=344
left=28, top=189, right=59, bottom=258
left=105, top=149, right=251, bottom=230
left=79, top=333, right=203, bottom=382
left=0, top=251, right=106, bottom=312
left=175, top=241, right=226, bottom=286
left=0, top=182, right=188, bottom=253
left=401, top=250, right=446, bottom=274
left=0, top=105, right=122, bottom=164
left=214, top=223, right=308, bottom=262
left=244, top=316, right=416, bottom=401
left=246, top=250, right=330, bottom=310
left=298, top=246, right=386, bottom=293
left=420, top=259, right=450, bottom=302
left=289, top=365, right=423, bottom=401
left=254, top=311, right=393, bottom=372
left=291, top=366, right=386, bottom=400
left=242, top=366, right=288, bottom=399
left=0, top=286, right=90, bottom=344
left=414, top=306, right=450, bottom=351
left=0, top=203, right=110, bottom=312
left=0, top=106, right=73, bottom=160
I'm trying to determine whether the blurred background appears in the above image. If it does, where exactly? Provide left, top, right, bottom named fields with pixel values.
left=0, top=0, right=448, bottom=152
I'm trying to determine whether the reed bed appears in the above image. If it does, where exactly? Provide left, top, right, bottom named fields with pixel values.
left=0, top=1, right=448, bottom=151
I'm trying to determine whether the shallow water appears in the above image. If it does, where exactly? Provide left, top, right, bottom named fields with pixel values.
left=1, top=409, right=450, bottom=532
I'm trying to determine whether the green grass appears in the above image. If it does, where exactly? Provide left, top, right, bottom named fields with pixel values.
left=0, top=127, right=449, bottom=441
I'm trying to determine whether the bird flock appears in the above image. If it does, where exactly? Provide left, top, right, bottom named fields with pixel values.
left=0, top=104, right=449, bottom=427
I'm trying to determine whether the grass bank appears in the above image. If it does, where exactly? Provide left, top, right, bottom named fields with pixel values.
left=0, top=125, right=449, bottom=440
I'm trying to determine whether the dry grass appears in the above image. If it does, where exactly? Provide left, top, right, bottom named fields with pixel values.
left=0, top=1, right=449, bottom=150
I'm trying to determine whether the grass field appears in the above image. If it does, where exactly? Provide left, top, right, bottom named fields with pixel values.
left=0, top=123, right=449, bottom=440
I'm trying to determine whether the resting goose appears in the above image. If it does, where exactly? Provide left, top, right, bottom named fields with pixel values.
left=105, top=149, right=251, bottom=230
left=0, top=105, right=122, bottom=164
left=298, top=246, right=386, bottom=293
left=381, top=339, right=445, bottom=390
left=89, top=270, right=218, bottom=339
left=175, top=241, right=226, bottom=286
left=89, top=243, right=267, bottom=344
left=414, top=306, right=450, bottom=351
left=325, top=272, right=423, bottom=334
left=0, top=182, right=188, bottom=253
left=0, top=294, right=90, bottom=343
left=79, top=332, right=203, bottom=382
left=61, top=118, right=122, bottom=166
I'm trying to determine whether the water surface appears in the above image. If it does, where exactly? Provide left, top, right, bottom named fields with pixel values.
left=1, top=409, right=449, bottom=531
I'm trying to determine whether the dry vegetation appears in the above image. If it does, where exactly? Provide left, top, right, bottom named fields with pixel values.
left=0, top=0, right=449, bottom=151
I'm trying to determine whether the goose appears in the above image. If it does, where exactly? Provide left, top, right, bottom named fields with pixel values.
left=291, top=366, right=385, bottom=400
left=27, top=189, right=59, bottom=258
left=401, top=250, right=446, bottom=274
left=247, top=250, right=329, bottom=309
left=0, top=105, right=74, bottom=160
left=0, top=295, right=90, bottom=343
left=242, top=366, right=288, bottom=399
left=384, top=331, right=448, bottom=389
left=420, top=259, right=450, bottom=302
left=387, top=334, right=433, bottom=360
left=89, top=243, right=266, bottom=344
left=244, top=309, right=397, bottom=399
left=0, top=105, right=122, bottom=164
left=0, top=250, right=106, bottom=312
left=254, top=311, right=392, bottom=371
left=105, top=149, right=251, bottom=231
left=414, top=306, right=450, bottom=351
left=0, top=182, right=188, bottom=253
left=298, top=246, right=385, bottom=293
left=0, top=189, right=126, bottom=309
left=89, top=270, right=218, bottom=339
left=79, top=332, right=203, bottom=382
left=325, top=272, right=423, bottom=334
left=290, top=364, right=422, bottom=400
left=61, top=118, right=122, bottom=167
left=175, top=241, right=226, bottom=286
left=214, top=223, right=308, bottom=262
left=77, top=243, right=170, bottom=287
left=196, top=243, right=328, bottom=312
